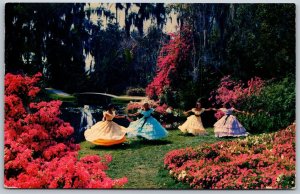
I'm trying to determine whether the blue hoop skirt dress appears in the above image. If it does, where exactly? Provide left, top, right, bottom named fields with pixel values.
left=127, top=109, right=168, bottom=140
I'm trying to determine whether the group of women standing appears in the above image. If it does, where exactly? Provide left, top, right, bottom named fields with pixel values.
left=84, top=101, right=249, bottom=146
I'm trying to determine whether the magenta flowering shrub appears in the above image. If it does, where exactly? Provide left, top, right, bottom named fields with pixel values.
left=209, top=75, right=265, bottom=107
left=126, top=101, right=143, bottom=113
left=155, top=104, right=168, bottom=114
left=146, top=26, right=191, bottom=99
left=164, top=124, right=295, bottom=189
left=4, top=73, right=127, bottom=188
left=126, top=100, right=158, bottom=113
left=126, top=100, right=168, bottom=114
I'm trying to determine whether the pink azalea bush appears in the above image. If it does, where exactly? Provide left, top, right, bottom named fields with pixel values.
left=4, top=73, right=128, bottom=188
left=126, top=100, right=168, bottom=114
left=209, top=75, right=265, bottom=106
left=210, top=75, right=295, bottom=134
left=126, top=101, right=143, bottom=113
left=155, top=103, right=168, bottom=114
left=209, top=75, right=265, bottom=120
left=164, top=124, right=295, bottom=189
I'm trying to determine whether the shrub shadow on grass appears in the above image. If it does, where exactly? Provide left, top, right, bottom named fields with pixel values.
left=136, top=139, right=172, bottom=146
left=178, top=132, right=196, bottom=137
left=89, top=139, right=173, bottom=150
left=89, top=142, right=132, bottom=150
left=178, top=132, right=212, bottom=138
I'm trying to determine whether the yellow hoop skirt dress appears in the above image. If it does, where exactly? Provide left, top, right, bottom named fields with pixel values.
left=178, top=108, right=208, bottom=135
left=84, top=111, right=126, bottom=146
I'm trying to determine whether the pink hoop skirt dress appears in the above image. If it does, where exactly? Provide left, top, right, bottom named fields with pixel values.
left=214, top=108, right=248, bottom=137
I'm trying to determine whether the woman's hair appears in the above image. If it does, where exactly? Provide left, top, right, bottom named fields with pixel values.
left=107, top=103, right=115, bottom=111
left=143, top=102, right=150, bottom=109
left=224, top=102, right=232, bottom=109
left=196, top=101, right=201, bottom=108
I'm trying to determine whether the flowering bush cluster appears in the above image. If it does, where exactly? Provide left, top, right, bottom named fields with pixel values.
left=237, top=76, right=295, bottom=133
left=209, top=76, right=265, bottom=120
left=164, top=124, right=295, bottom=189
left=209, top=75, right=265, bottom=106
left=4, top=73, right=127, bottom=188
left=126, top=99, right=159, bottom=113
left=146, top=26, right=192, bottom=99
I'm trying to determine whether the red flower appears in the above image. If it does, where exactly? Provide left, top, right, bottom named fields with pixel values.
left=4, top=73, right=127, bottom=188
left=146, top=25, right=192, bottom=99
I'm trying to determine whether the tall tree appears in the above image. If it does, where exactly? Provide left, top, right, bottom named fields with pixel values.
left=5, top=3, right=89, bottom=92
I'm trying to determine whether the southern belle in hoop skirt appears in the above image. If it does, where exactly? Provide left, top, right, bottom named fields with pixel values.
left=212, top=103, right=249, bottom=137
left=84, top=104, right=128, bottom=146
left=127, top=103, right=168, bottom=140
left=178, top=102, right=209, bottom=135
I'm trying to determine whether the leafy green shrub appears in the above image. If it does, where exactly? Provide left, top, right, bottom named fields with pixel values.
left=126, top=87, right=145, bottom=96
left=238, top=76, right=295, bottom=134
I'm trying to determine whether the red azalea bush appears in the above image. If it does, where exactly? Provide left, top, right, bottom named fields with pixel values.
left=146, top=26, right=191, bottom=99
left=4, top=73, right=127, bottom=188
left=164, top=124, right=295, bottom=189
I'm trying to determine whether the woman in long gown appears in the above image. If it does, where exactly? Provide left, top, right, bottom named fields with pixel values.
left=178, top=102, right=210, bottom=135
left=212, top=103, right=249, bottom=137
left=84, top=104, right=128, bottom=146
left=127, top=103, right=168, bottom=140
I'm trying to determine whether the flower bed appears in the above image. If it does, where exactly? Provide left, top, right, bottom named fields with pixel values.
left=4, top=73, right=127, bottom=188
left=164, top=124, right=295, bottom=189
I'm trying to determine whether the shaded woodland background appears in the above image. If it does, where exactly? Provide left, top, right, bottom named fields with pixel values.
left=5, top=3, right=295, bottom=109
left=3, top=4, right=296, bottom=189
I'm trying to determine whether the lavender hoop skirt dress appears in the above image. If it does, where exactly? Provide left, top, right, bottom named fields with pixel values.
left=127, top=109, right=168, bottom=140
left=214, top=108, right=248, bottom=137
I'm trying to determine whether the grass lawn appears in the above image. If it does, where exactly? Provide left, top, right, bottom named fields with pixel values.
left=48, top=93, right=76, bottom=102
left=79, top=128, right=235, bottom=189
left=45, top=88, right=76, bottom=102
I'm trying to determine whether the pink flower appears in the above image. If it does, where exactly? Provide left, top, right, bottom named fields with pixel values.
left=164, top=124, right=295, bottom=189
left=4, top=73, right=127, bottom=189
